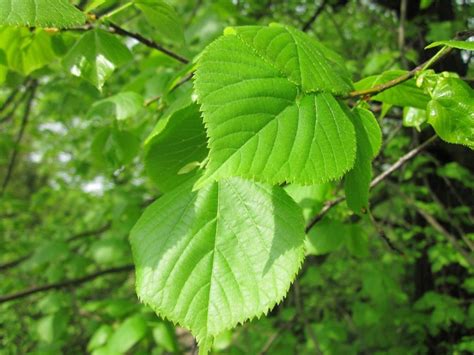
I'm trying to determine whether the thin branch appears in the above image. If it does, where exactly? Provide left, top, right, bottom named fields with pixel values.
left=67, top=222, right=112, bottom=242
left=0, top=89, right=20, bottom=116
left=346, top=30, right=474, bottom=99
left=0, top=222, right=113, bottom=271
left=370, top=135, right=437, bottom=188
left=108, top=22, right=189, bottom=64
left=305, top=135, right=437, bottom=232
left=0, top=264, right=134, bottom=304
left=368, top=210, right=404, bottom=254
left=302, top=0, right=328, bottom=32
left=1, top=82, right=37, bottom=196
left=0, top=255, right=32, bottom=272
left=398, top=190, right=474, bottom=267
left=398, top=0, right=408, bottom=68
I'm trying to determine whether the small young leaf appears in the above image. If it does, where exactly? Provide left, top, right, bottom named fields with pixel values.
left=63, top=29, right=133, bottom=90
left=426, top=77, right=474, bottom=149
left=425, top=40, right=474, bottom=51
left=344, top=108, right=382, bottom=214
left=130, top=177, right=305, bottom=343
left=0, top=0, right=86, bottom=28
left=88, top=92, right=144, bottom=121
left=403, top=107, right=427, bottom=130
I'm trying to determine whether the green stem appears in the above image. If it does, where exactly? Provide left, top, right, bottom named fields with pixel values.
left=100, top=2, right=133, bottom=20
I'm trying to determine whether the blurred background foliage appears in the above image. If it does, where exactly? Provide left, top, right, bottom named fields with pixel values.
left=0, top=0, right=473, bottom=354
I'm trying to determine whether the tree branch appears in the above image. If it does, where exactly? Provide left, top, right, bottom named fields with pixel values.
left=302, top=0, right=328, bottom=32
left=1, top=82, right=37, bottom=196
left=0, top=264, right=134, bottom=304
left=108, top=22, right=189, bottom=64
left=67, top=222, right=112, bottom=242
left=346, top=30, right=474, bottom=99
left=395, top=188, right=474, bottom=267
left=305, top=135, right=437, bottom=232
left=0, top=222, right=113, bottom=271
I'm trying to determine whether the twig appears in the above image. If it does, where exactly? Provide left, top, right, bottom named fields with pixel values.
left=294, top=281, right=322, bottom=354
left=0, top=222, right=113, bottom=271
left=368, top=210, right=404, bottom=254
left=398, top=190, right=474, bottom=267
left=108, top=22, right=189, bottom=64
left=370, top=136, right=437, bottom=188
left=1, top=82, right=37, bottom=196
left=67, top=222, right=112, bottom=242
left=305, top=135, right=437, bottom=233
left=0, top=255, right=32, bottom=272
left=346, top=30, right=474, bottom=99
left=302, top=0, right=328, bottom=32
left=0, top=264, right=134, bottom=304
left=398, top=0, right=408, bottom=68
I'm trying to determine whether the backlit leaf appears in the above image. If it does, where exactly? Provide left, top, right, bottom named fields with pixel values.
left=130, top=177, right=305, bottom=342
left=63, top=29, right=133, bottom=90
left=427, top=77, right=474, bottom=149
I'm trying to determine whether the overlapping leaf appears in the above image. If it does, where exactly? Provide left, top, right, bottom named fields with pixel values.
left=0, top=0, right=86, bottom=28
left=426, top=77, right=474, bottom=149
left=134, top=0, right=185, bottom=44
left=194, top=24, right=356, bottom=188
left=130, top=177, right=305, bottom=343
left=63, top=29, right=132, bottom=90
left=344, top=108, right=382, bottom=214
left=145, top=103, right=209, bottom=192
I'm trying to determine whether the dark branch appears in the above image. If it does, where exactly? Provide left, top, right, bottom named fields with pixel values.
left=305, top=135, right=437, bottom=233
left=346, top=30, right=473, bottom=99
left=108, top=22, right=189, bottom=64
left=67, top=222, right=112, bottom=242
left=0, top=222, right=113, bottom=271
left=0, top=264, right=134, bottom=304
left=1, top=82, right=37, bottom=196
left=302, top=0, right=328, bottom=32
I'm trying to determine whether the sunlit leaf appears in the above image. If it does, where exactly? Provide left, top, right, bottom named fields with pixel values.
left=63, top=29, right=132, bottom=90
left=0, top=0, right=86, bottom=28
left=130, top=177, right=305, bottom=342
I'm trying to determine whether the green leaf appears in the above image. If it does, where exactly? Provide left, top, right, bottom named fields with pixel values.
left=106, top=315, right=148, bottom=353
left=403, top=107, right=427, bottom=130
left=344, top=108, right=382, bottom=214
left=425, top=40, right=474, bottom=51
left=145, top=103, right=208, bottom=192
left=306, top=218, right=346, bottom=255
left=0, top=0, right=86, bottom=28
left=194, top=24, right=356, bottom=187
left=88, top=92, right=144, bottom=121
left=354, top=70, right=430, bottom=109
left=420, top=0, right=434, bottom=9
left=130, top=177, right=305, bottom=342
left=0, top=27, right=57, bottom=75
left=426, top=77, right=474, bottom=149
left=63, top=29, right=133, bottom=90
left=91, top=127, right=140, bottom=168
left=134, top=0, right=185, bottom=44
